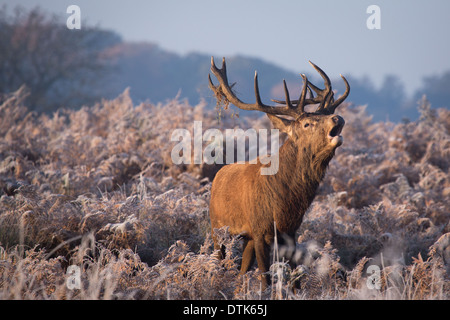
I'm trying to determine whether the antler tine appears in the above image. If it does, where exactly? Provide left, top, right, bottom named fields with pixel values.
left=272, top=77, right=316, bottom=105
left=296, top=74, right=309, bottom=114
left=254, top=71, right=264, bottom=106
left=308, top=61, right=331, bottom=92
left=308, top=61, right=336, bottom=113
left=315, top=88, right=335, bottom=113
left=209, top=57, right=301, bottom=118
left=327, top=74, right=350, bottom=113
left=282, top=80, right=294, bottom=110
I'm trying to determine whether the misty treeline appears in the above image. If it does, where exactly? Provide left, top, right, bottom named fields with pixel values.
left=0, top=6, right=449, bottom=121
left=0, top=6, right=121, bottom=113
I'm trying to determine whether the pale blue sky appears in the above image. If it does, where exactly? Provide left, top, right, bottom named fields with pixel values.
left=4, top=0, right=450, bottom=95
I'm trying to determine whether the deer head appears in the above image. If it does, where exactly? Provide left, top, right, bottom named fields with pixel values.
left=209, top=57, right=349, bottom=154
left=208, top=57, right=350, bottom=290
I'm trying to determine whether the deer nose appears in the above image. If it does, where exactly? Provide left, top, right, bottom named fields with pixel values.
left=331, top=115, right=345, bottom=126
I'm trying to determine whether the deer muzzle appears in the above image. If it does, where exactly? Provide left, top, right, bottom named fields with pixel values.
left=328, top=115, right=345, bottom=147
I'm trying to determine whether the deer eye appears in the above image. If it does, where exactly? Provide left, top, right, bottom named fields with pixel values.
left=304, top=123, right=310, bottom=128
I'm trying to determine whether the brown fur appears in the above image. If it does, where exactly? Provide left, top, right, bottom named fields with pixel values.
left=210, top=113, right=345, bottom=288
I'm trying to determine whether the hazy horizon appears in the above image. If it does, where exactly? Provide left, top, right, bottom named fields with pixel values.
left=4, top=0, right=450, bottom=96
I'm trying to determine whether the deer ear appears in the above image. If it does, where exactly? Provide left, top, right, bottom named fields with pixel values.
left=267, top=114, right=293, bottom=137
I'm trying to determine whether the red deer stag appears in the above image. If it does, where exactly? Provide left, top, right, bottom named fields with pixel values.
left=208, top=57, right=350, bottom=289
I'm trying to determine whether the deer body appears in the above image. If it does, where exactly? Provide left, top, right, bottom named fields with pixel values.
left=208, top=58, right=349, bottom=289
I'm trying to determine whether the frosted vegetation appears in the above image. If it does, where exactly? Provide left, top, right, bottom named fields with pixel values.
left=0, top=87, right=448, bottom=299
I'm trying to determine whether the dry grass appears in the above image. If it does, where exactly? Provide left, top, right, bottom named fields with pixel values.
left=0, top=87, right=448, bottom=299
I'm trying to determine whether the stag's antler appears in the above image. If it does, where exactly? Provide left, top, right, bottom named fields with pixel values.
left=209, top=57, right=350, bottom=117
left=303, top=61, right=350, bottom=114
left=209, top=57, right=312, bottom=118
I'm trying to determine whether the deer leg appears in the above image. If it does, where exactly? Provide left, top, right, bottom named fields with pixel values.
left=239, top=238, right=255, bottom=275
left=278, top=232, right=297, bottom=269
left=255, top=237, right=271, bottom=290
left=279, top=232, right=301, bottom=290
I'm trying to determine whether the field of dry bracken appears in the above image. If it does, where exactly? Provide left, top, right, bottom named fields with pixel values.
left=0, top=87, right=449, bottom=300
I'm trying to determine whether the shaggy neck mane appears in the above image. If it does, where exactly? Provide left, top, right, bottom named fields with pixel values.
left=261, top=138, right=335, bottom=232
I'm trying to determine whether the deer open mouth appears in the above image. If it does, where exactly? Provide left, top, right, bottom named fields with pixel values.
left=328, top=123, right=344, bottom=146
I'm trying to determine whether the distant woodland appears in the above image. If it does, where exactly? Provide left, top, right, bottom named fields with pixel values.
left=1, top=7, right=449, bottom=122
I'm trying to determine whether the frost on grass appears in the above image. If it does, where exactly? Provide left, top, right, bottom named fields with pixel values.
left=0, top=88, right=449, bottom=299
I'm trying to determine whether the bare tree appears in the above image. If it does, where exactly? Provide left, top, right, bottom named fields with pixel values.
left=0, top=6, right=121, bottom=113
